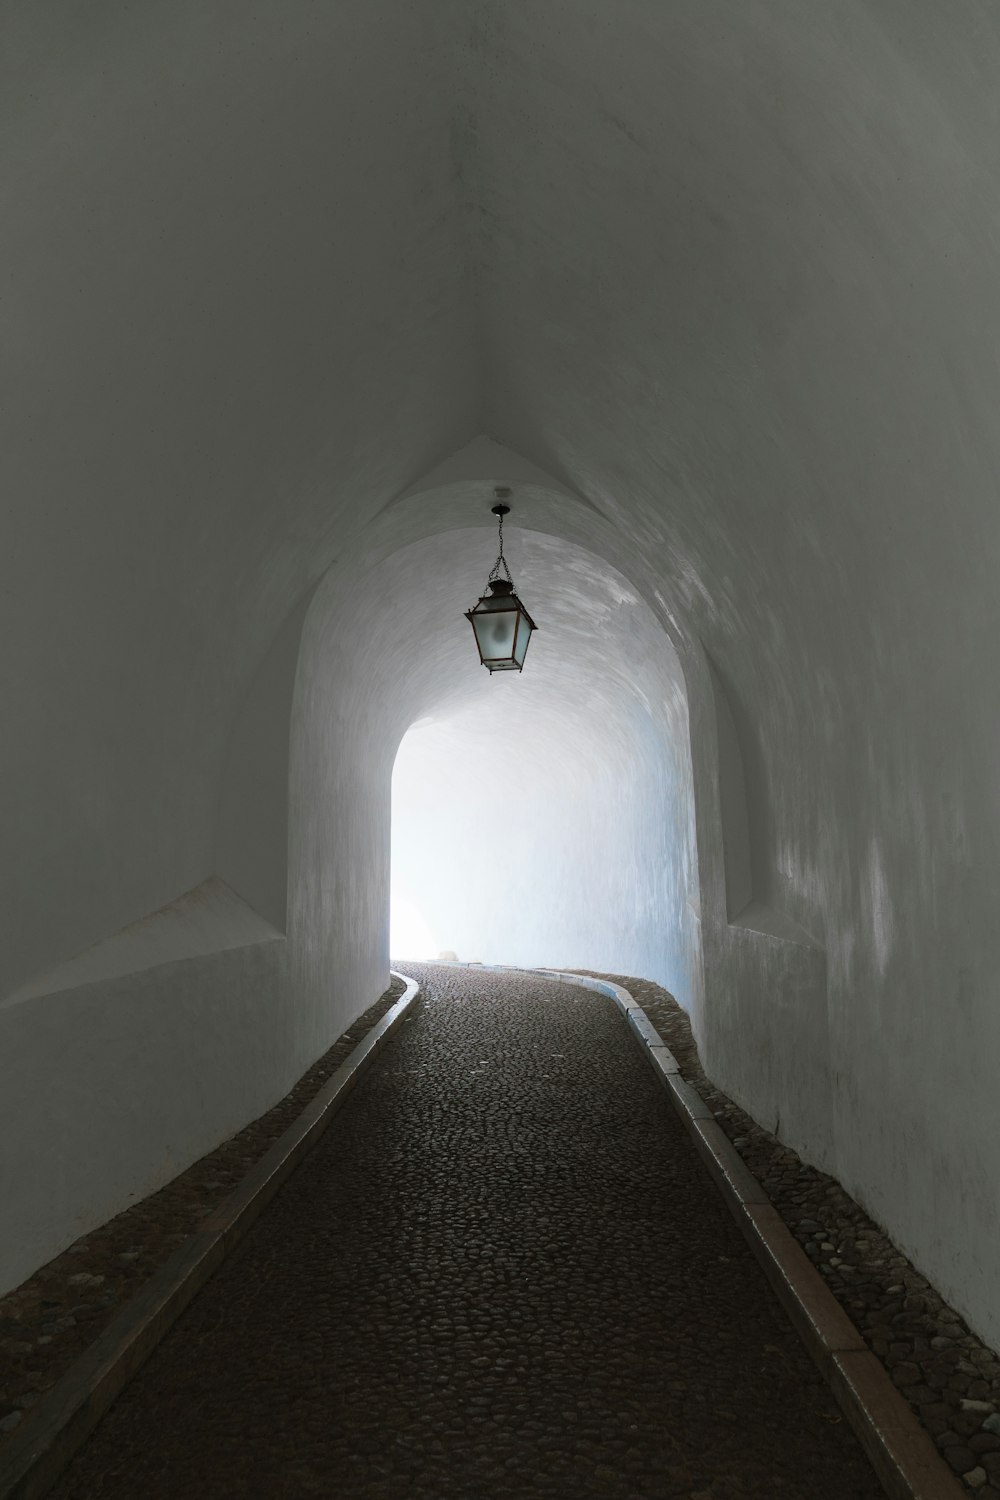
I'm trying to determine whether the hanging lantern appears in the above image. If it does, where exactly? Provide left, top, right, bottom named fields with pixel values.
left=465, top=499, right=538, bottom=673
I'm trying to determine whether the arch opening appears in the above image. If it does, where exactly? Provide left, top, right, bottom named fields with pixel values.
left=388, top=609, right=698, bottom=994
left=294, top=519, right=703, bottom=1022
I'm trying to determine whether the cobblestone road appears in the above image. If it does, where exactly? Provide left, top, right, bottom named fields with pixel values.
left=52, top=965, right=883, bottom=1499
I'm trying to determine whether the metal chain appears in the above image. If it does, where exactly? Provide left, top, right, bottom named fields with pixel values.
left=487, top=509, right=513, bottom=584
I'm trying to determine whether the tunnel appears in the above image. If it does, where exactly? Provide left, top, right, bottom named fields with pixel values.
left=1, top=0, right=999, bottom=1409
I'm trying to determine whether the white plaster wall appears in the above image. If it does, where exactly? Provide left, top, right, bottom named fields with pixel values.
left=0, top=882, right=288, bottom=1290
left=469, top=3, right=1000, bottom=1344
left=217, top=591, right=316, bottom=930
left=0, top=0, right=478, bottom=1295
left=2, top=0, right=1000, bottom=1351
left=0, top=0, right=479, bottom=1003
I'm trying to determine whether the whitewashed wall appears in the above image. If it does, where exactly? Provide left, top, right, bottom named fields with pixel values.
left=1, top=0, right=1000, bottom=1353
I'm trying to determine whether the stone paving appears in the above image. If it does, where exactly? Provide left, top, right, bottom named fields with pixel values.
left=49, top=964, right=882, bottom=1499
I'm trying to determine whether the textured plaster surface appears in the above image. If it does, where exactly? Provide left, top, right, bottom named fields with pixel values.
left=0, top=931, right=287, bottom=1294
left=1, top=0, right=999, bottom=1347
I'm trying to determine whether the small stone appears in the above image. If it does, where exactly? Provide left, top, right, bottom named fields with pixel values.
left=892, top=1362, right=921, bottom=1388
left=0, top=1412, right=22, bottom=1433
left=984, top=1415, right=1000, bottom=1437
left=907, top=1385, right=938, bottom=1407
left=964, top=1468, right=987, bottom=1490
left=944, top=1446, right=977, bottom=1474
left=963, top=1401, right=997, bottom=1415
left=918, top=1408, right=950, bottom=1431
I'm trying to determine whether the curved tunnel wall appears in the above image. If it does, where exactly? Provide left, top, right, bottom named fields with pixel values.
left=2, top=0, right=1000, bottom=1354
left=4, top=443, right=1000, bottom=1355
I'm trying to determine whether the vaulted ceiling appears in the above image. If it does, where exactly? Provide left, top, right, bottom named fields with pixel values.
left=5, top=0, right=1000, bottom=978
left=4, top=0, right=1000, bottom=1347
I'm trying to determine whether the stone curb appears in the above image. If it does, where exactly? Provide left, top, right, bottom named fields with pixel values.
left=536, top=967, right=966, bottom=1500
left=0, top=973, right=420, bottom=1500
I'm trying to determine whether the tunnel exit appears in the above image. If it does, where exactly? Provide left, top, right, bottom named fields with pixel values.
left=387, top=529, right=701, bottom=1013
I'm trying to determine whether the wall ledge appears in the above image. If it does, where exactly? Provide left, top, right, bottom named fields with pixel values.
left=729, top=899, right=823, bottom=950
left=2, top=878, right=282, bottom=1010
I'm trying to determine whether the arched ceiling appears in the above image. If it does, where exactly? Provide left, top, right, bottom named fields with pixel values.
left=5, top=0, right=1000, bottom=1349
left=475, top=1, right=1000, bottom=636
left=4, top=1, right=1000, bottom=995
left=5, top=0, right=999, bottom=651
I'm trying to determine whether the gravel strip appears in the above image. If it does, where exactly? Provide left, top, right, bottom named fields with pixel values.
left=577, top=970, right=1000, bottom=1498
left=0, top=975, right=406, bottom=1444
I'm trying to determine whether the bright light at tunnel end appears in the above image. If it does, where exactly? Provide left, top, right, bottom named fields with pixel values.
left=389, top=893, right=440, bottom=962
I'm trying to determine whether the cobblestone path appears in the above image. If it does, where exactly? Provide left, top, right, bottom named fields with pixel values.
left=52, top=965, right=883, bottom=1499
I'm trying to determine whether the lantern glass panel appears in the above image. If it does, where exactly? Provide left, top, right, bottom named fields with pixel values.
left=513, top=609, right=533, bottom=667
left=472, top=606, right=518, bottom=665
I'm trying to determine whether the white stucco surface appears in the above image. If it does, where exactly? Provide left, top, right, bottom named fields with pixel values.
left=2, top=878, right=278, bottom=1007
left=0, top=914, right=287, bottom=1291
left=2, top=1, right=999, bottom=1348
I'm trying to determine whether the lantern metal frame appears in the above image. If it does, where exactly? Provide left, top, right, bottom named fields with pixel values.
left=465, top=500, right=538, bottom=674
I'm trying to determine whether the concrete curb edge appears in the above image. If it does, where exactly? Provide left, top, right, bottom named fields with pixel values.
left=536, top=967, right=966, bottom=1500
left=0, top=972, right=420, bottom=1500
